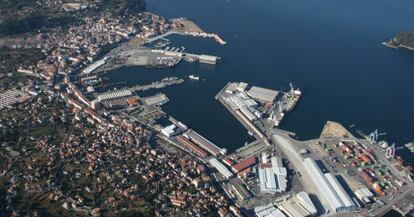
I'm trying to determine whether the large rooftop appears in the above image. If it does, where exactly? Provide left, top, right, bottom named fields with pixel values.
left=247, top=86, right=278, bottom=102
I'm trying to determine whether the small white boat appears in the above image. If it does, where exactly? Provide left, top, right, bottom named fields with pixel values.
left=188, top=75, right=200, bottom=80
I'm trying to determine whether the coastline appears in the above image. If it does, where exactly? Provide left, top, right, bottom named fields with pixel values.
left=383, top=39, right=414, bottom=51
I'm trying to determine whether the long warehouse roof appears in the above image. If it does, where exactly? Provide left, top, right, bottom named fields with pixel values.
left=209, top=158, right=233, bottom=179
left=303, top=158, right=355, bottom=213
left=247, top=86, right=278, bottom=102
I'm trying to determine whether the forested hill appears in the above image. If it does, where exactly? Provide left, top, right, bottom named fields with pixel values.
left=394, top=32, right=414, bottom=49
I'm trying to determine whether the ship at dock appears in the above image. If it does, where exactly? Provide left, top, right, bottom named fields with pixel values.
left=284, top=83, right=302, bottom=111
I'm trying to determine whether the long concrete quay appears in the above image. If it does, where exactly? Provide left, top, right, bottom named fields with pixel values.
left=143, top=30, right=227, bottom=45
left=151, top=49, right=220, bottom=64
left=128, top=77, right=184, bottom=92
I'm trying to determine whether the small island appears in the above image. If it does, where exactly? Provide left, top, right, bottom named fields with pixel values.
left=383, top=32, right=414, bottom=51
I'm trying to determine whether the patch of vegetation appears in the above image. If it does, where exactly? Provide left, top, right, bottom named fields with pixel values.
left=102, top=0, right=146, bottom=15
left=0, top=47, right=44, bottom=88
left=395, top=32, right=414, bottom=49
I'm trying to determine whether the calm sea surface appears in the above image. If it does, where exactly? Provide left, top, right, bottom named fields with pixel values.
left=110, top=0, right=414, bottom=165
left=108, top=0, right=414, bottom=215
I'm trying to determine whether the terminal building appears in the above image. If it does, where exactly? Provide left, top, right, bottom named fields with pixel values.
left=258, top=156, right=287, bottom=194
left=184, top=129, right=227, bottom=156
left=209, top=158, right=233, bottom=179
left=303, top=158, right=356, bottom=213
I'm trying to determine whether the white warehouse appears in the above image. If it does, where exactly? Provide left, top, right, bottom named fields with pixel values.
left=303, top=158, right=356, bottom=213
left=258, top=156, right=287, bottom=194
left=209, top=158, right=233, bottom=179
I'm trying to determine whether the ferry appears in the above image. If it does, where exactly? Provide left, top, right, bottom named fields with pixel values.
left=188, top=75, right=200, bottom=80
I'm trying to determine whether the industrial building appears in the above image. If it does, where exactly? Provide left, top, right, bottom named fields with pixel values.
left=184, top=129, right=227, bottom=156
left=258, top=156, right=287, bottom=194
left=296, top=191, right=318, bottom=216
left=235, top=110, right=265, bottom=139
left=303, top=158, right=356, bottom=213
left=82, top=58, right=106, bottom=75
left=255, top=203, right=286, bottom=217
left=176, top=135, right=208, bottom=158
left=209, top=158, right=233, bottom=179
left=247, top=86, right=279, bottom=103
left=273, top=191, right=318, bottom=217
left=354, top=188, right=374, bottom=204
left=161, top=124, right=182, bottom=137
left=277, top=201, right=310, bottom=217
left=0, top=90, right=31, bottom=109
left=232, top=156, right=257, bottom=173
left=237, top=82, right=248, bottom=92
left=230, top=181, right=251, bottom=201
left=96, top=90, right=132, bottom=101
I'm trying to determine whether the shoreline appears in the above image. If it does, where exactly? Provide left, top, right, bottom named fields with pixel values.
left=382, top=40, right=414, bottom=51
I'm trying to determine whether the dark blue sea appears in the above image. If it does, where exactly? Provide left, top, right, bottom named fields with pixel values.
left=108, top=0, right=414, bottom=215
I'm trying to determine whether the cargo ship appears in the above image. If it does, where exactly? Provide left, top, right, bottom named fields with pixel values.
left=284, top=83, right=302, bottom=111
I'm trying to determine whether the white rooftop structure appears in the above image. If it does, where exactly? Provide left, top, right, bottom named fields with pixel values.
left=240, top=106, right=257, bottom=121
left=354, top=188, right=374, bottom=203
left=296, top=191, right=318, bottom=216
left=161, top=124, right=177, bottom=137
left=184, top=129, right=227, bottom=156
left=255, top=203, right=286, bottom=217
left=237, top=82, right=248, bottom=92
left=209, top=158, right=233, bottom=179
left=259, top=156, right=287, bottom=194
left=303, top=158, right=356, bottom=213
left=97, top=89, right=132, bottom=101
left=247, top=86, right=279, bottom=102
left=226, top=83, right=238, bottom=93
left=278, top=201, right=310, bottom=217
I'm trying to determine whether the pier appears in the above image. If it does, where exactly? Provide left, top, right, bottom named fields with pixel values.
left=151, top=49, right=220, bottom=64
left=126, top=77, right=184, bottom=92
left=144, top=30, right=227, bottom=46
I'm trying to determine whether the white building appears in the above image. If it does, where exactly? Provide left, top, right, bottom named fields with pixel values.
left=247, top=86, right=279, bottom=102
left=296, top=191, right=318, bottom=216
left=237, top=82, right=248, bottom=92
left=161, top=125, right=178, bottom=137
left=354, top=188, right=374, bottom=204
left=255, top=203, right=286, bottom=217
left=303, top=158, right=356, bottom=213
left=209, top=158, right=233, bottom=179
left=259, top=156, right=287, bottom=194
left=97, top=90, right=132, bottom=101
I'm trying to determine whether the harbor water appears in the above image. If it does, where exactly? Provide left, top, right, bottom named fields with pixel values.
left=108, top=0, right=414, bottom=176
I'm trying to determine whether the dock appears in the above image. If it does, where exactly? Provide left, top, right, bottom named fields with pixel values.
left=127, top=77, right=184, bottom=92
left=151, top=49, right=220, bottom=64
left=144, top=30, right=227, bottom=46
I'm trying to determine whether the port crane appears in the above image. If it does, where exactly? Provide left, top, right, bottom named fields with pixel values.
left=368, top=129, right=387, bottom=144
left=385, top=143, right=396, bottom=159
